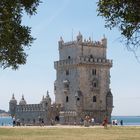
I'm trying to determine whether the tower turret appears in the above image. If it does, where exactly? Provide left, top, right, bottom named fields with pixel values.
left=41, top=91, right=51, bottom=110
left=77, top=32, right=83, bottom=42
left=58, top=36, right=64, bottom=48
left=9, top=94, right=17, bottom=118
left=106, top=89, right=113, bottom=123
left=101, top=35, right=107, bottom=47
left=45, top=91, right=51, bottom=106
left=19, top=95, right=27, bottom=105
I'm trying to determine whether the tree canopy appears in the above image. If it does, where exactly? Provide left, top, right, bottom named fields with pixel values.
left=0, top=0, right=41, bottom=69
left=97, top=0, right=140, bottom=51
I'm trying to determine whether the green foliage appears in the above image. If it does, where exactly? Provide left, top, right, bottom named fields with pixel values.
left=97, top=0, right=140, bottom=50
left=0, top=0, right=41, bottom=69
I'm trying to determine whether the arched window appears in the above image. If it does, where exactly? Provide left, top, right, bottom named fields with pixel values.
left=92, top=78, right=98, bottom=88
left=93, top=96, right=96, bottom=102
left=66, top=96, right=69, bottom=102
left=93, top=82, right=97, bottom=87
left=68, top=56, right=71, bottom=59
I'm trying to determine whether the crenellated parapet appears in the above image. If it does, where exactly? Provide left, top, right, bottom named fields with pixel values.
left=59, top=32, right=107, bottom=49
left=16, top=104, right=44, bottom=112
left=54, top=56, right=112, bottom=69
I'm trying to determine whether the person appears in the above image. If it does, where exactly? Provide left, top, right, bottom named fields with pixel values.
left=84, top=115, right=90, bottom=127
left=16, top=119, right=20, bottom=126
left=120, top=120, right=123, bottom=126
left=91, top=117, right=95, bottom=126
left=112, top=120, right=115, bottom=125
left=80, top=118, right=84, bottom=126
left=115, top=119, right=118, bottom=125
left=102, top=117, right=108, bottom=128
left=13, top=117, right=16, bottom=127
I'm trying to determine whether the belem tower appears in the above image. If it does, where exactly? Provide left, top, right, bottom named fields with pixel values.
left=9, top=32, right=113, bottom=125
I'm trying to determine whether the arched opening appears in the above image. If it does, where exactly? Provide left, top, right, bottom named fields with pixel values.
left=66, top=96, right=69, bottom=102
left=93, top=96, right=96, bottom=102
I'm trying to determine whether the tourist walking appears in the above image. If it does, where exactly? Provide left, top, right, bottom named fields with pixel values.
left=91, top=117, right=95, bottom=126
left=102, top=117, right=108, bottom=128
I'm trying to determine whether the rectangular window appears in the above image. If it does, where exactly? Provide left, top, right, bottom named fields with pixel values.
left=92, top=69, right=96, bottom=75
left=66, top=70, right=69, bottom=75
left=66, top=96, right=69, bottom=102
left=93, top=96, right=96, bottom=102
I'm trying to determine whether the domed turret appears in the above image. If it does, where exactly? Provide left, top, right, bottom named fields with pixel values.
left=101, top=35, right=107, bottom=47
left=19, top=95, right=27, bottom=105
left=41, top=91, right=51, bottom=110
left=77, top=32, right=83, bottom=42
left=9, top=94, right=17, bottom=117
left=45, top=91, right=51, bottom=104
left=9, top=94, right=17, bottom=104
left=59, top=36, right=64, bottom=47
left=40, top=95, right=45, bottom=104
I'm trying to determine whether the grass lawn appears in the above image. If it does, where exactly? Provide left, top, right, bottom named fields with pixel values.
left=0, top=126, right=140, bottom=140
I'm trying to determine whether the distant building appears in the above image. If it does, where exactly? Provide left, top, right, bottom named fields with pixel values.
left=9, top=93, right=60, bottom=125
left=9, top=32, right=113, bottom=125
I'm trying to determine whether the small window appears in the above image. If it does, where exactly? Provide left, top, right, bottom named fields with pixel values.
left=68, top=56, right=71, bottom=59
left=93, top=96, right=96, bottom=102
left=66, top=96, right=69, bottom=102
left=66, top=70, right=69, bottom=75
left=92, top=69, right=96, bottom=75
left=90, top=55, right=93, bottom=58
left=93, top=82, right=97, bottom=87
left=54, top=86, right=56, bottom=90
left=33, top=119, right=35, bottom=123
left=77, top=97, right=80, bottom=101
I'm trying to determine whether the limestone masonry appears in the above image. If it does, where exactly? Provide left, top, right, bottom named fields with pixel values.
left=9, top=32, right=113, bottom=125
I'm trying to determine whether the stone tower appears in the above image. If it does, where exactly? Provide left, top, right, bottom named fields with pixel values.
left=54, top=32, right=113, bottom=124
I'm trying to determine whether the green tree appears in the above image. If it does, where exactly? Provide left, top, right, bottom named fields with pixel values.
left=0, top=0, right=41, bottom=69
left=97, top=0, right=140, bottom=51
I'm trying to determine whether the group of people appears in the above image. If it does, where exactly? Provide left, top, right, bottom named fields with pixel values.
left=12, top=116, right=123, bottom=127
left=80, top=115, right=95, bottom=127
left=112, top=119, right=123, bottom=126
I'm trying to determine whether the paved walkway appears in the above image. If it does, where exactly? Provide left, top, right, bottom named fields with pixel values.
left=0, top=125, right=104, bottom=129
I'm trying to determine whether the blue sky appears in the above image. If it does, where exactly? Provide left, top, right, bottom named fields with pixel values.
left=1, top=0, right=140, bottom=116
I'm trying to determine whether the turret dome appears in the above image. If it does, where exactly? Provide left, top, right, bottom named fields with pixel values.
left=9, top=94, right=17, bottom=104
left=19, top=95, right=27, bottom=105
left=45, top=91, right=51, bottom=102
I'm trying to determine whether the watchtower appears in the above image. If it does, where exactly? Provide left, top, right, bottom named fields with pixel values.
left=54, top=32, right=113, bottom=124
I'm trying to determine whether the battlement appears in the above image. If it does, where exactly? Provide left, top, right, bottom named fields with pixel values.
left=16, top=104, right=44, bottom=112
left=59, top=32, right=107, bottom=49
left=54, top=56, right=112, bottom=69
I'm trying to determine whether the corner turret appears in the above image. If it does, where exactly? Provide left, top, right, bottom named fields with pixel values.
left=106, top=89, right=113, bottom=122
left=9, top=94, right=17, bottom=118
left=41, top=91, right=51, bottom=110
left=77, top=32, right=83, bottom=43
left=101, top=35, right=107, bottom=47
left=19, top=95, right=27, bottom=105
left=58, top=36, right=64, bottom=48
